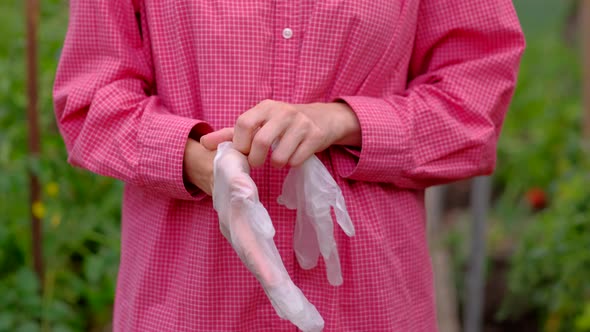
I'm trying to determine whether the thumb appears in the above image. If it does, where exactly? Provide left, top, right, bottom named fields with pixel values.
left=200, top=127, right=234, bottom=150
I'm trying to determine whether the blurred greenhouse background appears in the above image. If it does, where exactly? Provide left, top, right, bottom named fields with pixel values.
left=0, top=0, right=589, bottom=331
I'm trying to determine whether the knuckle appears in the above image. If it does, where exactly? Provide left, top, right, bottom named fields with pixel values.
left=310, top=127, right=326, bottom=141
left=289, top=156, right=303, bottom=167
left=288, top=114, right=309, bottom=133
left=252, top=135, right=271, bottom=149
left=283, top=104, right=298, bottom=116
left=296, top=109, right=314, bottom=122
left=259, top=99, right=274, bottom=107
left=298, top=115, right=314, bottom=129
left=235, top=115, right=253, bottom=130
left=271, top=154, right=288, bottom=168
left=248, top=155, right=261, bottom=168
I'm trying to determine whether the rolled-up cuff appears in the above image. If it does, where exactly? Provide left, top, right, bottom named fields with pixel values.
left=329, top=95, right=411, bottom=183
left=138, top=108, right=213, bottom=200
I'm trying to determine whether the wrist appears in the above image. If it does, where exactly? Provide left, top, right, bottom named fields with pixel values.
left=324, top=102, right=361, bottom=147
left=183, top=138, right=214, bottom=195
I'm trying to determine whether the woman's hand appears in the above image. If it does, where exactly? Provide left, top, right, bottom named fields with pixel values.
left=183, top=138, right=217, bottom=195
left=200, top=100, right=361, bottom=168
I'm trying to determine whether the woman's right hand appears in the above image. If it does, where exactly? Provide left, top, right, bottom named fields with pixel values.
left=183, top=138, right=217, bottom=196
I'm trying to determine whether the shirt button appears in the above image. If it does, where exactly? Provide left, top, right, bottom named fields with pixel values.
left=282, top=28, right=293, bottom=39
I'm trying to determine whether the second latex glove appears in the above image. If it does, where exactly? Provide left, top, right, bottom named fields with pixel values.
left=278, top=155, right=355, bottom=286
left=212, top=142, right=324, bottom=332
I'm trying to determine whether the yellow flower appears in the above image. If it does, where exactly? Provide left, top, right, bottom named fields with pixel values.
left=50, top=214, right=61, bottom=228
left=32, top=201, right=46, bottom=219
left=45, top=182, right=59, bottom=198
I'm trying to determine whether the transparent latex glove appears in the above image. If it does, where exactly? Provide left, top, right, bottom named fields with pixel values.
left=213, top=142, right=324, bottom=332
left=277, top=155, right=355, bottom=286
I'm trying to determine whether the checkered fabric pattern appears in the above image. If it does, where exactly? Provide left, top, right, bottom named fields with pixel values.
left=53, top=0, right=524, bottom=331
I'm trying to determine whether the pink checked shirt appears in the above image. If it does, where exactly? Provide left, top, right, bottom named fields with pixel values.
left=54, top=1, right=524, bottom=331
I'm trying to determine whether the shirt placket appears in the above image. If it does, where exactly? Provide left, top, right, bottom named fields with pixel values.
left=272, top=0, right=299, bottom=103
left=268, top=5, right=301, bottom=331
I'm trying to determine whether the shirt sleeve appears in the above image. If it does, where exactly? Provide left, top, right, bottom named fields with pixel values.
left=53, top=0, right=212, bottom=200
left=330, top=0, right=525, bottom=189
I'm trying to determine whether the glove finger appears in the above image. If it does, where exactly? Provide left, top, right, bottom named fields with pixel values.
left=333, top=194, right=355, bottom=237
left=302, top=155, right=354, bottom=237
left=230, top=206, right=286, bottom=286
left=246, top=201, right=276, bottom=239
left=219, top=221, right=231, bottom=242
left=324, top=248, right=344, bottom=286
left=294, top=209, right=320, bottom=270
left=305, top=155, right=338, bottom=188
left=309, top=210, right=345, bottom=286
left=308, top=210, right=335, bottom=257
left=277, top=166, right=300, bottom=210
left=265, top=279, right=325, bottom=332
left=225, top=172, right=275, bottom=239
left=226, top=214, right=324, bottom=332
left=229, top=207, right=324, bottom=331
left=232, top=208, right=324, bottom=331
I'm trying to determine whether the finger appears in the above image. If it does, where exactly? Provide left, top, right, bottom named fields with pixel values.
left=248, top=115, right=291, bottom=168
left=233, top=101, right=272, bottom=155
left=270, top=120, right=307, bottom=168
left=288, top=137, right=321, bottom=167
left=200, top=127, right=234, bottom=150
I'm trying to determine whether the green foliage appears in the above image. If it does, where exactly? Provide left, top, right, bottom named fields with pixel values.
left=494, top=33, right=582, bottom=207
left=576, top=304, right=590, bottom=331
left=1, top=0, right=588, bottom=331
left=492, top=24, right=590, bottom=331
left=502, top=167, right=590, bottom=331
left=0, top=0, right=122, bottom=330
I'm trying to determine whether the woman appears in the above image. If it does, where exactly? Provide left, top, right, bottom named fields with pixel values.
left=53, top=0, right=524, bottom=331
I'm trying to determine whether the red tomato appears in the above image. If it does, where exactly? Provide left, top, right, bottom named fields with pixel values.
left=525, top=187, right=547, bottom=211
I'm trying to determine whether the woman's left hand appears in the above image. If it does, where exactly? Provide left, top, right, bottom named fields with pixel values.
left=200, top=100, right=361, bottom=168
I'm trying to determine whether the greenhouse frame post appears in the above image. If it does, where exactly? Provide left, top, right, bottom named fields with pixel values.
left=25, top=0, right=44, bottom=288
left=464, top=176, right=491, bottom=332
left=583, top=0, right=590, bottom=138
